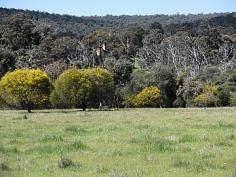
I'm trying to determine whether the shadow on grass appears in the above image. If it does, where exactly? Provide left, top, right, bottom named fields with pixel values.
left=6, top=108, right=122, bottom=114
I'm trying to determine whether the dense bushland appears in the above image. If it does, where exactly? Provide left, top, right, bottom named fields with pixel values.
left=0, top=8, right=235, bottom=109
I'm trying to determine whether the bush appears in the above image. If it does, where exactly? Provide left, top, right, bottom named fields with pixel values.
left=133, top=86, right=162, bottom=108
left=216, top=86, right=231, bottom=106
left=130, top=69, right=155, bottom=93
left=0, top=69, right=52, bottom=112
left=230, top=95, right=236, bottom=106
left=51, top=68, right=114, bottom=110
left=50, top=69, right=92, bottom=110
left=0, top=97, right=5, bottom=108
left=193, top=85, right=218, bottom=107
left=58, top=155, right=80, bottom=169
left=0, top=161, right=9, bottom=171
left=152, top=65, right=177, bottom=107
left=87, top=68, right=114, bottom=107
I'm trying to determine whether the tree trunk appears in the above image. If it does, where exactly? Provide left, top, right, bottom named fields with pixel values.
left=27, top=108, right=32, bottom=113
left=82, top=103, right=87, bottom=111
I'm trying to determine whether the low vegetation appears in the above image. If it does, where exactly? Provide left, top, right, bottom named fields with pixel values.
left=0, top=108, right=235, bottom=177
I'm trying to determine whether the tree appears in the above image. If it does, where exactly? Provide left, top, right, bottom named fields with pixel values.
left=0, top=49, right=15, bottom=78
left=132, top=86, right=162, bottom=108
left=130, top=69, right=156, bottom=93
left=149, top=22, right=164, bottom=33
left=42, top=61, right=70, bottom=81
left=3, top=13, right=39, bottom=50
left=152, top=65, right=177, bottom=107
left=0, top=69, right=52, bottom=112
left=104, top=56, right=133, bottom=86
left=104, top=56, right=133, bottom=107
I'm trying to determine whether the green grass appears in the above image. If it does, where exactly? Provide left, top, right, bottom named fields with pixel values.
left=0, top=108, right=236, bottom=177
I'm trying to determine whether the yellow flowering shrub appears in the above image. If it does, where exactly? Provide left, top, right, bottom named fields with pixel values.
left=0, top=69, right=52, bottom=112
left=50, top=69, right=92, bottom=110
left=87, top=68, right=114, bottom=107
left=193, top=85, right=218, bottom=107
left=51, top=68, right=114, bottom=110
left=133, top=86, right=162, bottom=108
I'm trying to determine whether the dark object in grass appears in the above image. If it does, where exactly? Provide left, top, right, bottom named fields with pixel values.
left=23, top=114, right=28, bottom=120
left=0, top=162, right=9, bottom=171
left=58, top=155, right=80, bottom=169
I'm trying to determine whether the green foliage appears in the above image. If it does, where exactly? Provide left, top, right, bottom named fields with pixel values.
left=152, top=65, right=177, bottom=107
left=177, top=79, right=203, bottom=107
left=132, top=86, right=162, bottom=108
left=3, top=13, right=39, bottom=50
left=230, top=95, right=236, bottom=106
left=51, top=68, right=114, bottom=110
left=130, top=69, right=155, bottom=93
left=0, top=69, right=52, bottom=112
left=0, top=49, right=15, bottom=78
left=87, top=68, right=114, bottom=107
left=50, top=69, right=92, bottom=110
left=0, top=9, right=235, bottom=109
left=193, top=85, right=218, bottom=107
left=104, top=56, right=133, bottom=86
left=198, top=65, right=220, bottom=83
left=216, top=86, right=231, bottom=106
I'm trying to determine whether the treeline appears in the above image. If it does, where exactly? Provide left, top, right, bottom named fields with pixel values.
left=0, top=8, right=236, bottom=110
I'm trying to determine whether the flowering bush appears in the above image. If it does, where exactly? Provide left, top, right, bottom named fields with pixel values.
left=133, top=86, right=162, bottom=108
left=193, top=85, right=218, bottom=107
left=0, top=69, right=52, bottom=112
left=51, top=68, right=114, bottom=110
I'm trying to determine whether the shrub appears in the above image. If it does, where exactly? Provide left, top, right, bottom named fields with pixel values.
left=217, top=86, right=231, bottom=106
left=0, top=97, right=5, bottom=108
left=0, top=161, right=9, bottom=171
left=152, top=65, right=177, bottom=107
left=58, top=155, right=80, bottom=169
left=193, top=85, right=218, bottom=107
left=87, top=68, right=114, bottom=107
left=51, top=68, right=114, bottom=110
left=133, top=86, right=162, bottom=107
left=130, top=69, right=155, bottom=93
left=58, top=156, right=74, bottom=169
left=50, top=69, right=92, bottom=110
left=230, top=95, right=236, bottom=106
left=0, top=69, right=52, bottom=112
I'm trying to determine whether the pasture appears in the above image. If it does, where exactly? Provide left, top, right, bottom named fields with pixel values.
left=0, top=108, right=236, bottom=177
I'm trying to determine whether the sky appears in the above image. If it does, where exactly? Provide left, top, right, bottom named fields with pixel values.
left=1, top=0, right=236, bottom=16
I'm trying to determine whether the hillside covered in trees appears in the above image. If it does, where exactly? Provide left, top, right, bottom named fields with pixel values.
left=0, top=7, right=236, bottom=110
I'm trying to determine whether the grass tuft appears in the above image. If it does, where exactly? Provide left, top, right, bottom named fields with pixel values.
left=0, top=145, right=18, bottom=154
left=58, top=155, right=80, bottom=169
left=108, top=170, right=128, bottom=177
left=69, top=140, right=87, bottom=150
left=40, top=134, right=64, bottom=142
left=179, top=134, right=197, bottom=143
left=65, top=126, right=87, bottom=135
left=218, top=121, right=235, bottom=129
left=0, top=161, right=9, bottom=171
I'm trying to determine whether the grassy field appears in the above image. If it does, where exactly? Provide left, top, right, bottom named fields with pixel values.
left=0, top=108, right=236, bottom=177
